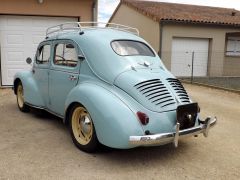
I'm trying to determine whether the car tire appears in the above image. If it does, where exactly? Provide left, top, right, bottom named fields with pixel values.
left=16, top=81, right=30, bottom=112
left=69, top=104, right=99, bottom=153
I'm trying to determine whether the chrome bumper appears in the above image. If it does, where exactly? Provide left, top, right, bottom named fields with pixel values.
left=129, top=117, right=217, bottom=147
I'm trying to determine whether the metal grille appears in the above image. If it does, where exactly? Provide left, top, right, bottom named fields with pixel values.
left=134, top=79, right=176, bottom=108
left=167, top=78, right=190, bottom=103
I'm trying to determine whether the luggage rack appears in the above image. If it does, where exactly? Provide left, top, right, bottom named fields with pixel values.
left=46, top=22, right=139, bottom=38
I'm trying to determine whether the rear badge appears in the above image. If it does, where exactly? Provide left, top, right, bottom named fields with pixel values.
left=140, top=137, right=151, bottom=141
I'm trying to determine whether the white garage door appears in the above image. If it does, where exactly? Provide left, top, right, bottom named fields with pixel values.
left=0, top=15, right=78, bottom=86
left=171, top=38, right=209, bottom=77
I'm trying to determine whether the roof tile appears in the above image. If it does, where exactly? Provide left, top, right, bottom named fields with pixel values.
left=121, top=0, right=240, bottom=26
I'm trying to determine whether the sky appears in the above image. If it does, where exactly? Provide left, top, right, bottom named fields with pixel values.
left=98, top=0, right=240, bottom=23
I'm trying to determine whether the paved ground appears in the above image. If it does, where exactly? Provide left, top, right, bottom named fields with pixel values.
left=0, top=85, right=239, bottom=180
left=180, top=77, right=240, bottom=91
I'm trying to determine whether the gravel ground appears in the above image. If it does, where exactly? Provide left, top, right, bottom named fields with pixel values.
left=0, top=85, right=239, bottom=180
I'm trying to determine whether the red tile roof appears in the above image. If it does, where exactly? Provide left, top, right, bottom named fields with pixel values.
left=119, top=0, right=240, bottom=26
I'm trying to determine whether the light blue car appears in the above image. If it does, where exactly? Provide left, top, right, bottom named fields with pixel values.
left=13, top=22, right=217, bottom=152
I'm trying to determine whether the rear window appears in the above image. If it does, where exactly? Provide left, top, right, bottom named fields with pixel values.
left=111, top=40, right=155, bottom=57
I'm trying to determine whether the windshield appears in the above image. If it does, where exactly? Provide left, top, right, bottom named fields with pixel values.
left=111, top=40, right=155, bottom=57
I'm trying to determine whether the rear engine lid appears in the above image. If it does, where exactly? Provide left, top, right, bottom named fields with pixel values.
left=114, top=68, right=181, bottom=112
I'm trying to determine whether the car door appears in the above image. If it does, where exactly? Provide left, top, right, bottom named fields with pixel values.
left=48, top=40, right=80, bottom=116
left=33, top=42, right=52, bottom=107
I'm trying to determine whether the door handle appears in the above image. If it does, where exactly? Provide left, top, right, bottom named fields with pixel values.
left=69, top=75, right=77, bottom=81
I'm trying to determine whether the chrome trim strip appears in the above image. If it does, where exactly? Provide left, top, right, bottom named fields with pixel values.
left=129, top=117, right=217, bottom=146
left=25, top=102, right=64, bottom=119
left=25, top=102, right=45, bottom=110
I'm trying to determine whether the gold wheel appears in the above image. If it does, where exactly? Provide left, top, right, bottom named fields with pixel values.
left=17, top=84, right=24, bottom=108
left=71, top=107, right=93, bottom=145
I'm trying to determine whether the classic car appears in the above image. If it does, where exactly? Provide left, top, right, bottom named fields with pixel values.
left=13, top=22, right=217, bottom=152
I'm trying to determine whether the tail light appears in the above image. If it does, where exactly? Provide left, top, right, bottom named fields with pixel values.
left=137, top=111, right=149, bottom=125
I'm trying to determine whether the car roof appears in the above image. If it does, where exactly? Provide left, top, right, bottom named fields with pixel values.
left=42, top=28, right=160, bottom=84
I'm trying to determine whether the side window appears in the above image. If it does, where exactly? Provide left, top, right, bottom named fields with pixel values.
left=36, top=44, right=51, bottom=64
left=54, top=43, right=78, bottom=67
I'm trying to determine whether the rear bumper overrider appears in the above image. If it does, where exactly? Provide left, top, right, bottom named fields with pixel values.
left=129, top=117, right=217, bottom=147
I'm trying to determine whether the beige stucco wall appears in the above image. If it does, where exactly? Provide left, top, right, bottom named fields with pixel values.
left=161, top=24, right=240, bottom=76
left=223, top=56, right=240, bottom=76
left=109, top=4, right=160, bottom=52
left=0, top=0, right=93, bottom=21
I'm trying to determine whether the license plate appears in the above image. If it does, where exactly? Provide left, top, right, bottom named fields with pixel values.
left=177, top=103, right=198, bottom=130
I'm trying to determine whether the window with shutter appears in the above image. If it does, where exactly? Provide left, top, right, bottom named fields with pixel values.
left=226, top=36, right=240, bottom=56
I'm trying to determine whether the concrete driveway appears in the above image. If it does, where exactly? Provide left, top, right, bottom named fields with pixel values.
left=0, top=84, right=239, bottom=180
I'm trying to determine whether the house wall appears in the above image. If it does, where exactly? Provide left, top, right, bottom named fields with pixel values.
left=223, top=57, right=240, bottom=76
left=109, top=3, right=240, bottom=76
left=161, top=24, right=240, bottom=76
left=0, top=0, right=93, bottom=21
left=109, top=4, right=160, bottom=52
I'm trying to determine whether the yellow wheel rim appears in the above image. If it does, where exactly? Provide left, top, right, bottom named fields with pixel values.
left=71, top=107, right=93, bottom=145
left=17, top=84, right=24, bottom=108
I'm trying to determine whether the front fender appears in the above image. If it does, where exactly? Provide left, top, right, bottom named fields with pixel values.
left=65, top=82, right=144, bottom=149
left=14, top=71, right=44, bottom=107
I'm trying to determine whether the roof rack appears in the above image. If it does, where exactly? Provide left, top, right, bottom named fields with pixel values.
left=46, top=22, right=139, bottom=38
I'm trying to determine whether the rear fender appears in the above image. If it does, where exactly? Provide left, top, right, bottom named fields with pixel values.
left=14, top=71, right=45, bottom=107
left=65, top=83, right=144, bottom=149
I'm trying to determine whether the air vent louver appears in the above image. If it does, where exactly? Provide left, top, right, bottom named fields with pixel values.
left=134, top=79, right=176, bottom=108
left=167, top=78, right=190, bottom=103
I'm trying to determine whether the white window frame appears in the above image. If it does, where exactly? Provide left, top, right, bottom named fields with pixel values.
left=226, top=36, right=240, bottom=56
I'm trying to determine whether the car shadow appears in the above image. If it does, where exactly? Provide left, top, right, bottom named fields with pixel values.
left=25, top=106, right=193, bottom=165
left=28, top=107, right=67, bottom=130
left=95, top=141, right=192, bottom=165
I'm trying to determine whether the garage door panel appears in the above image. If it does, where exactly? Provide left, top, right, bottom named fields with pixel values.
left=1, top=17, right=32, bottom=31
left=32, top=34, right=45, bottom=45
left=1, top=31, right=35, bottom=48
left=7, top=67, right=29, bottom=77
left=2, top=66, right=31, bottom=86
left=6, top=51, right=25, bottom=64
left=1, top=48, right=25, bottom=62
left=171, top=38, right=209, bottom=77
left=7, top=16, right=32, bottom=27
left=7, top=34, right=24, bottom=45
left=1, top=15, right=77, bottom=86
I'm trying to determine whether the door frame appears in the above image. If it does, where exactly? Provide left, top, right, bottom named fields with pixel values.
left=47, top=39, right=81, bottom=116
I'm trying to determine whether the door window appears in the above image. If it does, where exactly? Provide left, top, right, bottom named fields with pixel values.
left=36, top=44, right=51, bottom=64
left=54, top=43, right=78, bottom=67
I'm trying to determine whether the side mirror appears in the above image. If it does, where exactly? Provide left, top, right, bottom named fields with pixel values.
left=26, top=57, right=32, bottom=64
left=78, top=55, right=85, bottom=61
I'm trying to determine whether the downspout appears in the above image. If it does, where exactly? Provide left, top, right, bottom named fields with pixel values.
left=159, top=20, right=163, bottom=57
left=92, top=0, right=98, bottom=22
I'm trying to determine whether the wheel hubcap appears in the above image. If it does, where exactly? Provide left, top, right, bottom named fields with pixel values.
left=72, top=107, right=93, bottom=145
left=17, top=84, right=24, bottom=108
